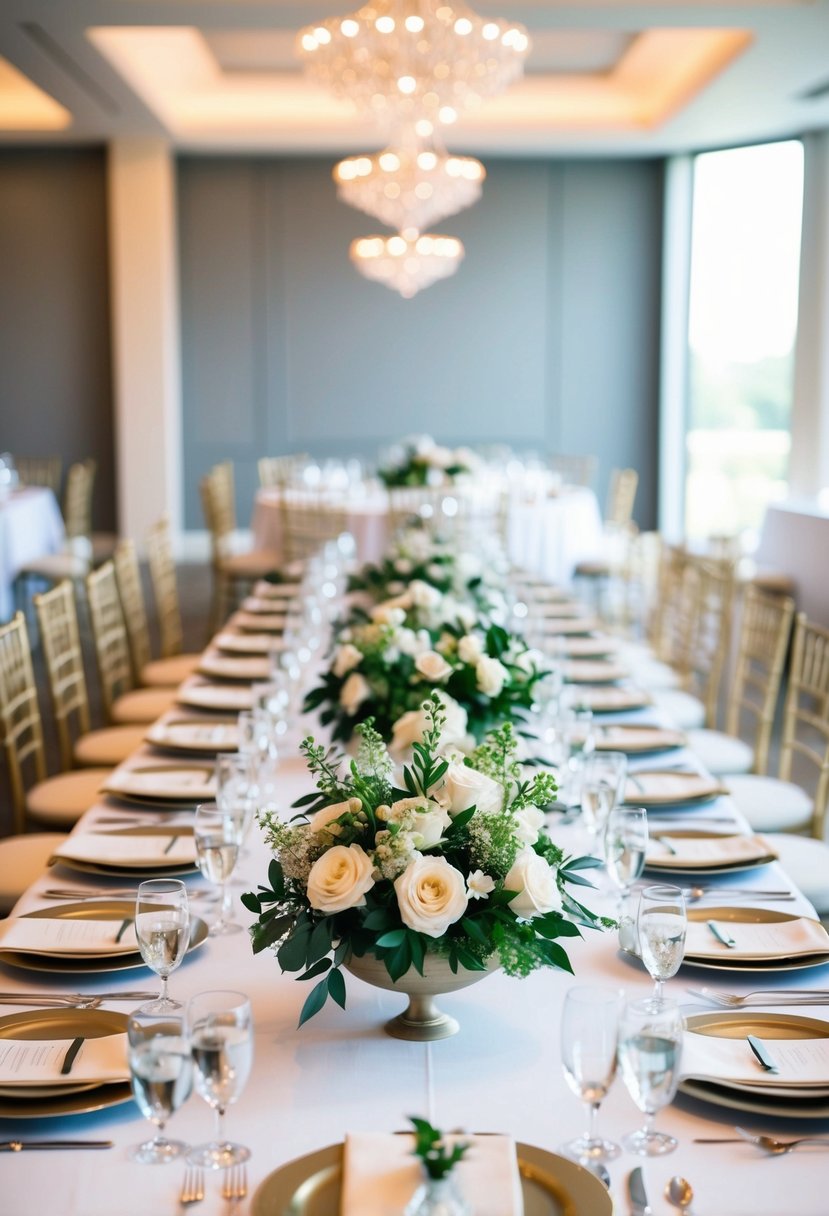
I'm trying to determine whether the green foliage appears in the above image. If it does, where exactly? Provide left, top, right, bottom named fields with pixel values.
left=408, top=1117, right=469, bottom=1180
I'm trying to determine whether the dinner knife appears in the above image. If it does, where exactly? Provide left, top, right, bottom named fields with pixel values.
left=628, top=1167, right=653, bottom=1216
left=0, top=1140, right=113, bottom=1151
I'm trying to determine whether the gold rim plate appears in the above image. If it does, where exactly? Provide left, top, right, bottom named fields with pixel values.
left=684, top=905, right=829, bottom=970
left=251, top=1141, right=612, bottom=1216
left=177, top=683, right=254, bottom=712
left=198, top=656, right=270, bottom=683
left=679, top=1011, right=829, bottom=1117
left=573, top=687, right=651, bottom=713
left=0, top=900, right=208, bottom=974
left=625, top=771, right=726, bottom=807
left=645, top=829, right=776, bottom=874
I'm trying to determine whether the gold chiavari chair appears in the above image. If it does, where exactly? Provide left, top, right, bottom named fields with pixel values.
left=258, top=453, right=310, bottom=489
left=549, top=453, right=597, bottom=489
left=15, top=455, right=62, bottom=497
left=86, top=563, right=176, bottom=725
left=0, top=613, right=110, bottom=834
left=145, top=516, right=187, bottom=660
left=200, top=462, right=281, bottom=630
left=687, top=585, right=795, bottom=776
left=114, top=539, right=200, bottom=687
left=34, top=581, right=147, bottom=769
left=16, top=459, right=117, bottom=592
left=280, top=489, right=349, bottom=564
left=572, top=467, right=640, bottom=607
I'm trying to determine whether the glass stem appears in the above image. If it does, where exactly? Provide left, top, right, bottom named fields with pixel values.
left=654, top=978, right=663, bottom=1004
left=643, top=1109, right=655, bottom=1142
left=160, top=973, right=169, bottom=1004
left=586, top=1101, right=599, bottom=1144
left=218, top=880, right=229, bottom=928
left=214, top=1104, right=226, bottom=1147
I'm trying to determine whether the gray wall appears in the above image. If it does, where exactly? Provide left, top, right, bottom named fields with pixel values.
left=0, top=149, right=115, bottom=529
left=178, top=156, right=663, bottom=530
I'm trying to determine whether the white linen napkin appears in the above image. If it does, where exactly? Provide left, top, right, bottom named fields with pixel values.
left=199, top=651, right=271, bottom=680
left=147, top=721, right=239, bottom=748
left=682, top=1029, right=829, bottom=1088
left=178, top=679, right=254, bottom=710
left=215, top=631, right=284, bottom=655
left=0, top=1033, right=129, bottom=1086
left=52, top=833, right=196, bottom=866
left=105, top=768, right=214, bottom=798
left=252, top=580, right=301, bottom=599
left=340, top=1133, right=523, bottom=1216
left=628, top=771, right=723, bottom=803
left=685, top=916, right=829, bottom=960
left=0, top=917, right=138, bottom=955
left=647, top=834, right=775, bottom=867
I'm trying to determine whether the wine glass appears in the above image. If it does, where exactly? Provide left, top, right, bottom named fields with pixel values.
left=215, top=752, right=259, bottom=863
left=559, top=986, right=622, bottom=1164
left=127, top=1008, right=193, bottom=1164
left=618, top=997, right=684, bottom=1156
left=580, top=752, right=627, bottom=849
left=135, top=879, right=190, bottom=1012
left=604, top=807, right=648, bottom=949
left=637, top=884, right=687, bottom=1007
left=193, top=804, right=242, bottom=936
left=187, top=990, right=253, bottom=1170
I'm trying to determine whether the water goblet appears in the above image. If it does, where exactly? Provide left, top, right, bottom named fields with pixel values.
left=559, top=986, right=622, bottom=1163
left=135, top=879, right=190, bottom=1013
left=128, top=1007, right=193, bottom=1164
left=216, top=752, right=258, bottom=862
left=637, top=884, right=687, bottom=1006
left=193, top=804, right=242, bottom=936
left=618, top=997, right=684, bottom=1156
left=604, top=807, right=648, bottom=947
left=187, top=990, right=253, bottom=1170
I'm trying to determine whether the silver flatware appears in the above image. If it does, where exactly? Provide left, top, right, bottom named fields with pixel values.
left=222, top=1162, right=248, bottom=1204
left=0, top=1140, right=113, bottom=1151
left=688, top=986, right=829, bottom=1008
left=735, top=1127, right=829, bottom=1155
left=180, top=1164, right=205, bottom=1207
left=0, top=990, right=157, bottom=1006
left=628, top=1166, right=653, bottom=1216
left=747, top=1033, right=778, bottom=1073
left=666, top=1175, right=695, bottom=1215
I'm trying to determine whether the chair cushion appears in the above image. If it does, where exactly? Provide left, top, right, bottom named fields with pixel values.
left=763, top=833, right=829, bottom=915
left=651, top=688, right=706, bottom=730
left=19, top=552, right=89, bottom=580
left=724, top=774, right=813, bottom=833
left=111, top=688, right=176, bottom=724
left=26, top=768, right=111, bottom=827
left=220, top=550, right=281, bottom=579
left=627, top=657, right=680, bottom=691
left=0, top=834, right=67, bottom=913
left=74, top=725, right=147, bottom=767
left=687, top=729, right=754, bottom=776
left=141, top=654, right=201, bottom=688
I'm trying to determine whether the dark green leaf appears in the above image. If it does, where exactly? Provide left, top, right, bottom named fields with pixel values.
left=296, top=957, right=332, bottom=982
left=376, top=929, right=407, bottom=949
left=298, top=978, right=329, bottom=1027
left=277, top=924, right=312, bottom=972
left=240, top=891, right=261, bottom=914
left=327, top=967, right=347, bottom=1009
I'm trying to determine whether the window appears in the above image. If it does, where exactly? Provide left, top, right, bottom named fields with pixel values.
left=685, top=140, right=804, bottom=543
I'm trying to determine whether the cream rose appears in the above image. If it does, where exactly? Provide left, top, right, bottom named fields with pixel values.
left=391, top=694, right=468, bottom=753
left=476, top=655, right=509, bottom=698
left=409, top=580, right=442, bottom=610
left=415, top=650, right=453, bottom=682
left=514, top=647, right=544, bottom=675
left=309, top=796, right=362, bottom=834
left=440, top=761, right=504, bottom=815
left=513, top=806, right=546, bottom=846
left=504, top=849, right=561, bottom=919
left=371, top=603, right=407, bottom=627
left=385, top=797, right=451, bottom=849
left=332, top=643, right=362, bottom=678
left=340, top=672, right=371, bottom=716
left=306, top=844, right=375, bottom=913
left=394, top=856, right=468, bottom=937
left=457, top=633, right=484, bottom=665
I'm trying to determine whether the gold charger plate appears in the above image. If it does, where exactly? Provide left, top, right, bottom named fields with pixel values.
left=624, top=770, right=726, bottom=808
left=251, top=1142, right=612, bottom=1216
left=51, top=826, right=199, bottom=879
left=644, top=829, right=777, bottom=875
left=683, top=906, right=829, bottom=973
left=596, top=725, right=686, bottom=755
left=536, top=618, right=598, bottom=636
left=177, top=681, right=254, bottom=713
left=236, top=611, right=287, bottom=633
left=103, top=763, right=215, bottom=805
left=198, top=653, right=270, bottom=683
left=0, top=899, right=208, bottom=974
left=215, top=631, right=282, bottom=656
left=0, top=1006, right=133, bottom=1118
left=145, top=717, right=239, bottom=756
left=679, top=1011, right=829, bottom=1118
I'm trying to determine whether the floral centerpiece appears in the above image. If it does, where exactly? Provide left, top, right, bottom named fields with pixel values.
left=244, top=698, right=605, bottom=1030
left=379, top=435, right=481, bottom=488
left=304, top=580, right=551, bottom=745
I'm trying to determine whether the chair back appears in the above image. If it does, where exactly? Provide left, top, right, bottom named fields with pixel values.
left=86, top=561, right=135, bottom=720
left=114, top=539, right=153, bottom=680
left=725, top=586, right=795, bottom=774
left=605, top=468, right=638, bottom=528
left=280, top=489, right=349, bottom=563
left=63, top=459, right=96, bottom=539
left=684, top=555, right=737, bottom=728
left=0, top=613, right=47, bottom=833
left=779, top=614, right=829, bottom=838
left=258, top=454, right=309, bottom=489
left=34, top=580, right=93, bottom=773
left=549, top=453, right=597, bottom=489
left=146, top=516, right=184, bottom=658
left=16, top=455, right=62, bottom=497
left=200, top=462, right=236, bottom=563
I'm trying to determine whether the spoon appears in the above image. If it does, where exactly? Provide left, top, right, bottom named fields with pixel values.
left=666, top=1175, right=694, bottom=1214
left=593, top=1163, right=611, bottom=1188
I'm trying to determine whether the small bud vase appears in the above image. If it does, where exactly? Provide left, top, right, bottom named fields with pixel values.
left=405, top=1174, right=470, bottom=1216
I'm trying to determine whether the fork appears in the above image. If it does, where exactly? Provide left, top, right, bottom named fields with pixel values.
left=179, top=1165, right=205, bottom=1208
left=735, top=1128, right=829, bottom=1155
left=687, top=986, right=829, bottom=1007
left=222, top=1163, right=248, bottom=1205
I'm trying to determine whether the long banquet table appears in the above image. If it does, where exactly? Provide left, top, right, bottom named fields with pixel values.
left=3, top=639, right=829, bottom=1214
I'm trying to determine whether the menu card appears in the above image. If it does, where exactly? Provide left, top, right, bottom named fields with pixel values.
left=682, top=1029, right=829, bottom=1088
left=685, top=917, right=829, bottom=960
left=0, top=918, right=137, bottom=955
left=647, top=834, right=774, bottom=867
left=53, top=833, right=196, bottom=866
left=0, top=1034, right=129, bottom=1086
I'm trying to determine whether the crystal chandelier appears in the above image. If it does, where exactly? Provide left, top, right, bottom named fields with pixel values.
left=350, top=232, right=464, bottom=297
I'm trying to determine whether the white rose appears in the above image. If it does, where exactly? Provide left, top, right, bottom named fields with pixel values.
left=415, top=650, right=453, bottom=682
left=457, top=634, right=484, bottom=665
left=386, top=797, right=452, bottom=849
left=515, top=647, right=544, bottom=676
left=332, top=643, right=362, bottom=678
left=476, top=655, right=509, bottom=698
left=427, top=444, right=453, bottom=469
left=394, top=558, right=413, bottom=575
left=306, top=844, right=375, bottom=913
left=394, top=856, right=468, bottom=937
left=513, top=806, right=546, bottom=846
left=309, top=796, right=362, bottom=834
left=440, top=761, right=504, bottom=815
left=457, top=552, right=482, bottom=580
left=340, top=672, right=371, bottom=716
left=371, top=603, right=407, bottom=627
left=504, top=849, right=562, bottom=919
left=409, top=580, right=442, bottom=610
left=391, top=695, right=469, bottom=752
left=426, top=563, right=445, bottom=582
left=396, top=628, right=421, bottom=657
left=455, top=603, right=477, bottom=630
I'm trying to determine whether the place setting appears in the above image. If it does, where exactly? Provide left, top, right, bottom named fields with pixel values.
left=197, top=649, right=272, bottom=683
left=231, top=608, right=288, bottom=633
left=47, top=825, right=200, bottom=878
left=624, top=768, right=727, bottom=808
left=102, top=762, right=216, bottom=806
left=562, top=658, right=629, bottom=685
left=682, top=906, right=829, bottom=974
left=643, top=830, right=778, bottom=875
left=567, top=684, right=652, bottom=713
left=176, top=676, right=255, bottom=713
left=145, top=715, right=240, bottom=756
left=213, top=629, right=285, bottom=656
left=595, top=724, right=686, bottom=755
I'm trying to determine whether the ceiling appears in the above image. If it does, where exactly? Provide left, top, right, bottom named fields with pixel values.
left=1, top=1, right=828, bottom=157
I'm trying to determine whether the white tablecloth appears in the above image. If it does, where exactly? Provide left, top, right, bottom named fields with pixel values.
left=755, top=499, right=829, bottom=626
left=0, top=486, right=65, bottom=621
left=4, top=691, right=829, bottom=1213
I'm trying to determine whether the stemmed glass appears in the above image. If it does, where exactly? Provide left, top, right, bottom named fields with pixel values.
left=216, top=752, right=259, bottom=864
left=580, top=751, right=626, bottom=850
left=637, top=884, right=687, bottom=1007
left=127, top=1008, right=193, bottom=1164
left=618, top=997, right=684, bottom=1156
left=135, top=879, right=191, bottom=1012
left=193, top=804, right=242, bottom=936
left=559, top=986, right=622, bottom=1164
left=187, top=990, right=253, bottom=1170
left=604, top=807, right=648, bottom=950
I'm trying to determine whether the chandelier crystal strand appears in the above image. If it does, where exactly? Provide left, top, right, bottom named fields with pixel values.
left=350, top=232, right=464, bottom=297
left=296, top=0, right=530, bottom=127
